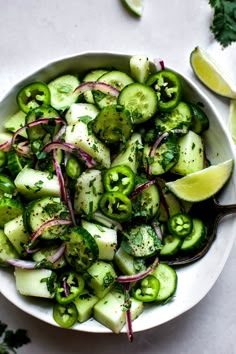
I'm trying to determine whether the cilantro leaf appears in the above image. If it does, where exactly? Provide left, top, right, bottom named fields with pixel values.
left=0, top=320, right=30, bottom=353
left=209, top=0, right=236, bottom=47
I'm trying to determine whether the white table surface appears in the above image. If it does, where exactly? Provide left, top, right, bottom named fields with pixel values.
left=1, top=1, right=236, bottom=353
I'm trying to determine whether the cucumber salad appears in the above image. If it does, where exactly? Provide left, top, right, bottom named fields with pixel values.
left=0, top=54, right=221, bottom=339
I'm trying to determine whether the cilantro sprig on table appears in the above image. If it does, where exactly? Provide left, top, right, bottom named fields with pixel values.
left=209, top=0, right=236, bottom=47
left=0, top=321, right=30, bottom=354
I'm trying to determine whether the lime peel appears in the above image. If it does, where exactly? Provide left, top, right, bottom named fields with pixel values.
left=190, top=46, right=236, bottom=99
left=166, top=159, right=234, bottom=202
left=121, top=0, right=143, bottom=17
left=228, top=100, right=236, bottom=144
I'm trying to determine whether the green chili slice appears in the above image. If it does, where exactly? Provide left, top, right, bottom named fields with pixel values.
left=53, top=302, right=78, bottom=328
left=168, top=213, right=193, bottom=238
left=132, top=275, right=160, bottom=302
left=103, top=165, right=135, bottom=196
left=17, top=81, right=51, bottom=113
left=99, top=191, right=132, bottom=221
left=55, top=272, right=85, bottom=305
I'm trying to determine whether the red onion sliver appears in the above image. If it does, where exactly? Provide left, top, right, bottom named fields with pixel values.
left=74, top=81, right=120, bottom=97
left=116, top=257, right=159, bottom=283
left=6, top=259, right=37, bottom=269
left=11, top=118, right=65, bottom=146
left=30, top=219, right=71, bottom=244
left=47, top=243, right=66, bottom=264
left=153, top=58, right=165, bottom=71
left=152, top=222, right=163, bottom=241
left=0, top=140, right=12, bottom=152
left=129, top=180, right=156, bottom=200
left=52, top=149, right=67, bottom=203
left=124, top=283, right=133, bottom=343
left=43, top=141, right=96, bottom=168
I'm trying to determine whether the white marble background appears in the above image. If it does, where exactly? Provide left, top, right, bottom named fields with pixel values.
left=0, top=1, right=236, bottom=353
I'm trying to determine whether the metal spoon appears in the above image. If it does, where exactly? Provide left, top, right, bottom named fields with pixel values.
left=165, top=197, right=236, bottom=266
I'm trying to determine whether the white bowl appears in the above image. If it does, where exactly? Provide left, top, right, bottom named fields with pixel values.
left=0, top=52, right=236, bottom=333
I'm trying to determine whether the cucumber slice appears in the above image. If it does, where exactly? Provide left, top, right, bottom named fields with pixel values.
left=118, top=83, right=158, bottom=124
left=92, top=105, right=133, bottom=144
left=151, top=263, right=177, bottom=302
left=155, top=101, right=192, bottom=133
left=95, top=71, right=134, bottom=109
left=132, top=183, right=160, bottom=220
left=160, top=234, right=183, bottom=257
left=24, top=196, right=69, bottom=240
left=82, top=69, right=108, bottom=104
left=32, top=244, right=67, bottom=269
left=180, top=218, right=206, bottom=253
left=121, top=224, right=162, bottom=258
left=48, top=74, right=80, bottom=111
left=65, top=227, right=99, bottom=272
left=0, top=199, right=23, bottom=228
left=114, top=246, right=136, bottom=275
left=7, top=150, right=31, bottom=177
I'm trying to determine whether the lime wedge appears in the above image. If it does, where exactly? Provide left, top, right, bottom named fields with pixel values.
left=190, top=46, right=236, bottom=99
left=166, top=159, right=234, bottom=202
left=228, top=100, right=236, bottom=144
left=121, top=0, right=143, bottom=17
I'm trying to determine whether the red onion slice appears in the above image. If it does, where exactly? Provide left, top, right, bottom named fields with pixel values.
left=116, top=257, right=159, bottom=283
left=47, top=243, right=66, bottom=264
left=30, top=218, right=71, bottom=244
left=74, top=81, right=120, bottom=97
left=152, top=221, right=163, bottom=241
left=43, top=141, right=96, bottom=168
left=129, top=180, right=156, bottom=200
left=11, top=118, right=65, bottom=146
left=52, top=149, right=67, bottom=203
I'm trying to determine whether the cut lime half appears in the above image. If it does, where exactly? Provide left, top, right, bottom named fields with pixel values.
left=190, top=46, right=236, bottom=99
left=166, top=159, right=234, bottom=202
left=121, top=0, right=143, bottom=17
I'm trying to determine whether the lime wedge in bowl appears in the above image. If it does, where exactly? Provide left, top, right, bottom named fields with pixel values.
left=166, top=159, right=234, bottom=202
left=190, top=46, right=236, bottom=99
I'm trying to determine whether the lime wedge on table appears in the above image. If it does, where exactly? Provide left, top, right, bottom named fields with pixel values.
left=121, top=0, right=143, bottom=17
left=190, top=46, right=236, bottom=99
left=166, top=159, right=233, bottom=202
left=228, top=100, right=236, bottom=144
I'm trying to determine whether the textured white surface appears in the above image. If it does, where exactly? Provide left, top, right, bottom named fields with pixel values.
left=0, top=1, right=236, bottom=353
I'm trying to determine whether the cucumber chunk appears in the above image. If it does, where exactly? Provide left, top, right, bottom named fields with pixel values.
left=0, top=229, right=19, bottom=265
left=114, top=246, right=136, bottom=275
left=4, top=110, right=27, bottom=138
left=74, top=169, right=104, bottom=216
left=85, top=261, right=117, bottom=298
left=15, top=268, right=55, bottom=298
left=94, top=290, right=143, bottom=333
left=180, top=218, right=206, bottom=253
left=171, top=130, right=204, bottom=175
left=160, top=234, right=183, bottom=256
left=130, top=55, right=151, bottom=83
left=82, top=69, right=108, bottom=104
left=65, top=121, right=111, bottom=169
left=65, top=103, right=99, bottom=125
left=81, top=220, right=117, bottom=261
left=14, top=167, right=60, bottom=199
left=74, top=289, right=99, bottom=323
left=4, top=215, right=29, bottom=255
